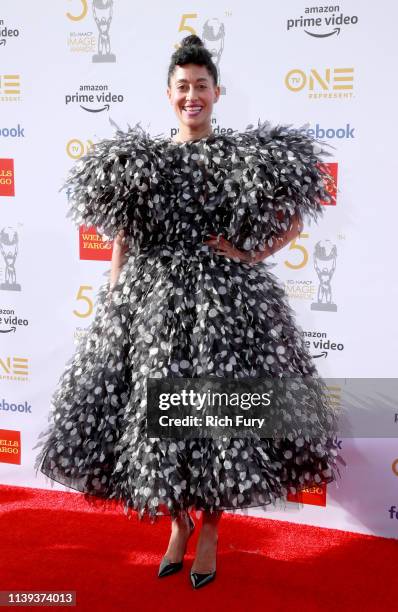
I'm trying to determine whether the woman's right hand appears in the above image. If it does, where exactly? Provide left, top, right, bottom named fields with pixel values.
left=110, top=230, right=129, bottom=289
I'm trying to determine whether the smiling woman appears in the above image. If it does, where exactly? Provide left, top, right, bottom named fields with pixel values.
left=34, top=33, right=344, bottom=591
left=167, top=35, right=220, bottom=143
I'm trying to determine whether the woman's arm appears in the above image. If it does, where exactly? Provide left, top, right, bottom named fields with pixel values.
left=248, top=212, right=304, bottom=263
left=204, top=212, right=304, bottom=264
left=110, top=230, right=129, bottom=289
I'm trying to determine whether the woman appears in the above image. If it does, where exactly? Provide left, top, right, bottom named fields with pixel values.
left=34, top=35, right=346, bottom=589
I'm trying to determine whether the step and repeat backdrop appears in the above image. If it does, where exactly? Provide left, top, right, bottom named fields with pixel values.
left=1, top=1, right=397, bottom=538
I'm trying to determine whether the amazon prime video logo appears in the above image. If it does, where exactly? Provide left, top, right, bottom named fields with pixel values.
left=65, top=83, right=124, bottom=112
left=0, top=307, right=29, bottom=334
left=0, top=17, right=20, bottom=48
left=287, top=5, right=359, bottom=38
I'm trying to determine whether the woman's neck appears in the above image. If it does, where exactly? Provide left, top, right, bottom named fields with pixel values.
left=173, top=124, right=213, bottom=143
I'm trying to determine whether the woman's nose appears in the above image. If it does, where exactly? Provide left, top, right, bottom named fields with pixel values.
left=185, top=87, right=197, bottom=101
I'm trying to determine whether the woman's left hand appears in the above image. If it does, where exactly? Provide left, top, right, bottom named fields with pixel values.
left=204, top=235, right=253, bottom=263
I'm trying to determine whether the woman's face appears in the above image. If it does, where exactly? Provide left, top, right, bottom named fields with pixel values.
left=167, top=63, right=220, bottom=133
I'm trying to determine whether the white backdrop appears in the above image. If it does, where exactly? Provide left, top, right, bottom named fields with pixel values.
left=1, top=0, right=397, bottom=539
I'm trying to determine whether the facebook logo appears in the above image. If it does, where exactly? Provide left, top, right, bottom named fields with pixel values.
left=0, top=399, right=31, bottom=413
left=306, top=124, right=355, bottom=139
left=0, top=124, right=25, bottom=138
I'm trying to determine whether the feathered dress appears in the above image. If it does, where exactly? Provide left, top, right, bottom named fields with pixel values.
left=33, top=121, right=346, bottom=522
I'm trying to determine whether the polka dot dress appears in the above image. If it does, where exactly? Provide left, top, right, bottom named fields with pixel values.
left=33, top=121, right=346, bottom=522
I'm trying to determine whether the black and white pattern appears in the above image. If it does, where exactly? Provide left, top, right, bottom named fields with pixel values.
left=34, top=122, right=346, bottom=521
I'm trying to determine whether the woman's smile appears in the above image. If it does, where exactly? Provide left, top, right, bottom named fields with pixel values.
left=183, top=105, right=203, bottom=117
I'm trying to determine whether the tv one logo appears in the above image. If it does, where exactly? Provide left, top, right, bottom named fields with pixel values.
left=0, top=74, right=21, bottom=102
left=0, top=357, right=29, bottom=380
left=285, top=67, right=354, bottom=98
left=66, top=138, right=93, bottom=159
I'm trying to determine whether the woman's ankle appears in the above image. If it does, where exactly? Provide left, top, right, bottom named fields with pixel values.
left=201, top=510, right=223, bottom=529
left=200, top=522, right=219, bottom=538
left=171, top=514, right=191, bottom=533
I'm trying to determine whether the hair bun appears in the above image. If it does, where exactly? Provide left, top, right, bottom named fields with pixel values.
left=180, top=34, right=204, bottom=48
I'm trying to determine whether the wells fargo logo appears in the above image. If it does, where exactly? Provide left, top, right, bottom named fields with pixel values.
left=0, top=74, right=21, bottom=102
left=0, top=356, right=29, bottom=381
left=0, top=429, right=21, bottom=464
left=79, top=225, right=112, bottom=261
left=285, top=67, right=354, bottom=99
left=287, top=482, right=327, bottom=506
left=322, top=162, right=338, bottom=205
left=0, top=159, right=15, bottom=196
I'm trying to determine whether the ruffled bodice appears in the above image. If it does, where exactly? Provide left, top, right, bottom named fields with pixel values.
left=64, top=121, right=335, bottom=257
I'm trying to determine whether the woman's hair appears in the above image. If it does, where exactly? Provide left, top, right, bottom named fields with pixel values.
left=167, top=34, right=218, bottom=86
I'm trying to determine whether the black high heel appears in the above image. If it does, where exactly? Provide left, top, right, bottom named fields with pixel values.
left=157, top=514, right=195, bottom=578
left=190, top=538, right=218, bottom=589
left=190, top=568, right=216, bottom=589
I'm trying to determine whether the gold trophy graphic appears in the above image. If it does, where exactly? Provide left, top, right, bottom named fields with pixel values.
left=0, top=227, right=21, bottom=292
left=311, top=240, right=337, bottom=312
left=202, top=18, right=226, bottom=95
left=92, top=0, right=116, bottom=63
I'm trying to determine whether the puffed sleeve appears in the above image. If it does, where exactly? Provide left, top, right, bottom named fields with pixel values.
left=63, top=124, right=163, bottom=241
left=225, top=121, right=336, bottom=252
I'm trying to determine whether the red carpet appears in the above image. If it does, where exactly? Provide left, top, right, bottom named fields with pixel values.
left=1, top=484, right=397, bottom=611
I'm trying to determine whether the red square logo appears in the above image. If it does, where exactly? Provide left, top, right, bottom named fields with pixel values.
left=0, top=159, right=15, bottom=196
left=321, top=161, right=338, bottom=206
left=287, top=483, right=327, bottom=506
left=0, top=429, right=21, bottom=465
left=79, top=225, right=113, bottom=261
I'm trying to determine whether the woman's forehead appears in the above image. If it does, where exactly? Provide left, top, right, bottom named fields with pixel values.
left=171, top=64, right=212, bottom=82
